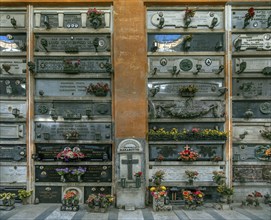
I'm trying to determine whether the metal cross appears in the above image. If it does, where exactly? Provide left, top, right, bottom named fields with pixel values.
left=121, top=154, right=139, bottom=180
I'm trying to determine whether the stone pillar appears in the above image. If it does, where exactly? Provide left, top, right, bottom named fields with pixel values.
left=114, top=0, right=147, bottom=210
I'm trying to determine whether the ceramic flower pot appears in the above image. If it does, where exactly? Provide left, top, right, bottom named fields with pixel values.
left=135, top=177, right=141, bottom=188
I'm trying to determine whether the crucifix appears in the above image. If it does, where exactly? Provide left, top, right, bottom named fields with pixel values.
left=121, top=154, right=139, bottom=180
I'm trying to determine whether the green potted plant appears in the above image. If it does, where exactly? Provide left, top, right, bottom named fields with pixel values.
left=0, top=192, right=16, bottom=208
left=18, top=189, right=33, bottom=205
left=217, top=184, right=234, bottom=204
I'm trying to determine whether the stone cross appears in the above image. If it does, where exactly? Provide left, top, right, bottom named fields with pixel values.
left=184, top=145, right=190, bottom=150
left=121, top=154, right=139, bottom=180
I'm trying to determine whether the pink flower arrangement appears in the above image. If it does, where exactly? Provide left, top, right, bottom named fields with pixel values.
left=56, top=147, right=85, bottom=162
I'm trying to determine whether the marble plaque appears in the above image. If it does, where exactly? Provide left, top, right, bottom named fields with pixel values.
left=0, top=12, right=26, bottom=28
left=0, top=101, right=26, bottom=119
left=233, top=124, right=271, bottom=143
left=232, top=9, right=271, bottom=29
left=35, top=101, right=111, bottom=119
left=148, top=56, right=224, bottom=76
left=148, top=33, right=224, bottom=52
left=233, top=57, right=271, bottom=75
left=0, top=166, right=27, bottom=183
left=148, top=80, right=225, bottom=98
left=147, top=10, right=223, bottom=29
left=0, top=58, right=26, bottom=75
left=35, top=57, right=111, bottom=73
left=35, top=122, right=112, bottom=141
left=35, top=79, right=111, bottom=97
left=149, top=166, right=223, bottom=182
left=35, top=34, right=111, bottom=52
left=232, top=101, right=271, bottom=118
left=149, top=100, right=225, bottom=119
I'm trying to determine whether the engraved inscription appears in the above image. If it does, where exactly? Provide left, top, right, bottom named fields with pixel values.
left=147, top=10, right=223, bottom=29
left=0, top=12, right=26, bottom=28
left=233, top=79, right=271, bottom=97
left=35, top=165, right=112, bottom=182
left=232, top=10, right=271, bottom=29
left=0, top=58, right=26, bottom=75
left=149, top=56, right=224, bottom=75
left=233, top=33, right=271, bottom=51
left=35, top=34, right=111, bottom=52
left=35, top=57, right=111, bottom=73
left=35, top=122, right=112, bottom=141
left=148, top=80, right=225, bottom=98
left=35, top=79, right=111, bottom=97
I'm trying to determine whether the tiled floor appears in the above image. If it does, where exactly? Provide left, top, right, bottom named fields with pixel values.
left=0, top=203, right=270, bottom=220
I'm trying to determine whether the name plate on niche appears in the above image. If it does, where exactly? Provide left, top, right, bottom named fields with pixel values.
left=0, top=145, right=26, bottom=161
left=233, top=165, right=271, bottom=182
left=35, top=122, right=111, bottom=141
left=149, top=122, right=224, bottom=133
left=35, top=34, right=111, bottom=52
left=0, top=101, right=26, bottom=119
left=148, top=33, right=224, bottom=52
left=35, top=186, right=62, bottom=203
left=149, top=100, right=225, bottom=119
left=35, top=79, right=111, bottom=97
left=0, top=58, right=26, bottom=75
left=232, top=101, right=271, bottom=118
left=233, top=124, right=270, bottom=143
left=34, top=10, right=110, bottom=29
left=35, top=101, right=111, bottom=119
left=35, top=57, right=112, bottom=74
left=35, top=144, right=112, bottom=161
left=0, top=166, right=27, bottom=183
left=0, top=34, right=26, bottom=52
left=149, top=144, right=223, bottom=161
left=149, top=166, right=221, bottom=182
left=233, top=33, right=271, bottom=51
left=35, top=165, right=112, bottom=182
left=0, top=78, right=26, bottom=96
left=233, top=144, right=271, bottom=161
left=149, top=56, right=224, bottom=76
left=232, top=10, right=271, bottom=29
left=0, top=124, right=24, bottom=140
left=148, top=80, right=225, bottom=98
left=232, top=79, right=271, bottom=97
left=147, top=10, right=223, bottom=29
left=234, top=57, right=271, bottom=75
left=0, top=12, right=26, bottom=28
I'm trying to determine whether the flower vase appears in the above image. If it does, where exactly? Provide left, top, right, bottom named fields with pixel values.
left=154, top=178, right=162, bottom=186
left=21, top=198, right=28, bottom=205
left=3, top=199, right=15, bottom=207
left=60, top=175, right=66, bottom=182
left=188, top=179, right=194, bottom=185
left=77, top=175, right=82, bottom=182
left=135, top=177, right=141, bottom=188
left=152, top=197, right=165, bottom=211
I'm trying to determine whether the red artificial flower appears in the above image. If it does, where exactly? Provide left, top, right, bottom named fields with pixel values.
left=248, top=7, right=255, bottom=18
